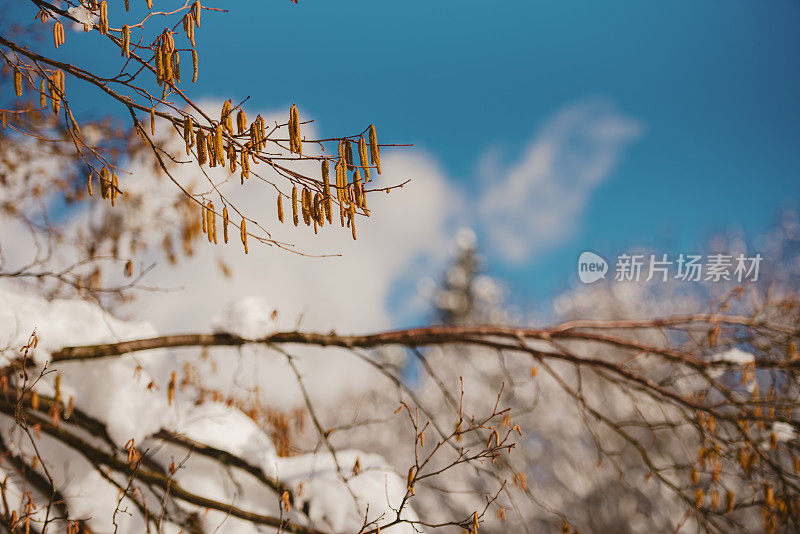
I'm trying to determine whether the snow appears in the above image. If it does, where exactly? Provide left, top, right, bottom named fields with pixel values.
left=0, top=281, right=419, bottom=533
left=211, top=296, right=278, bottom=340
left=277, top=450, right=416, bottom=532
left=66, top=6, right=97, bottom=27
left=710, top=347, right=755, bottom=366
left=771, top=421, right=796, bottom=444
left=0, top=281, right=176, bottom=444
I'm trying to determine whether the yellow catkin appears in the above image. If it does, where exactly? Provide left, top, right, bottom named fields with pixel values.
left=155, top=46, right=164, bottom=84
left=240, top=146, right=250, bottom=181
left=186, top=14, right=195, bottom=47
left=277, top=193, right=284, bottom=223
left=301, top=187, right=311, bottom=226
left=344, top=139, right=354, bottom=170
left=211, top=204, right=218, bottom=244
left=13, top=68, right=22, bottom=97
left=162, top=47, right=173, bottom=83
left=313, top=193, right=323, bottom=226
left=191, top=50, right=198, bottom=82
left=163, top=28, right=175, bottom=52
left=173, top=51, right=180, bottom=83
left=222, top=206, right=229, bottom=243
left=100, top=167, right=110, bottom=199
left=205, top=204, right=212, bottom=242
left=207, top=202, right=217, bottom=244
left=289, top=104, right=301, bottom=154
left=54, top=373, right=62, bottom=403
left=201, top=201, right=207, bottom=234
left=99, top=1, right=108, bottom=35
left=286, top=104, right=296, bottom=154
left=227, top=142, right=237, bottom=173
left=256, top=119, right=264, bottom=150
left=194, top=1, right=202, bottom=26
left=122, top=25, right=130, bottom=57
left=726, top=490, right=735, bottom=514
left=39, top=79, right=47, bottom=108
left=207, top=132, right=216, bottom=167
left=287, top=105, right=296, bottom=153
left=358, top=135, right=370, bottom=180
left=183, top=116, right=193, bottom=154
left=196, top=128, right=207, bottom=164
left=86, top=173, right=92, bottom=196
left=237, top=109, right=247, bottom=135
left=221, top=100, right=233, bottom=135
left=337, top=161, right=346, bottom=227
left=292, top=186, right=299, bottom=226
left=249, top=125, right=257, bottom=153
left=369, top=124, right=381, bottom=174
left=50, top=74, right=61, bottom=115
left=147, top=0, right=153, bottom=9
left=335, top=158, right=345, bottom=203
left=292, top=105, right=301, bottom=153
left=111, top=171, right=118, bottom=206
left=150, top=107, right=156, bottom=136
left=240, top=218, right=248, bottom=254
left=322, top=160, right=332, bottom=223
left=54, top=21, right=64, bottom=48
left=214, top=123, right=224, bottom=162
left=353, top=168, right=363, bottom=208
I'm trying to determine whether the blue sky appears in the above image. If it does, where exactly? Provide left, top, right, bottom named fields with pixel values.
left=57, top=0, right=800, bottom=315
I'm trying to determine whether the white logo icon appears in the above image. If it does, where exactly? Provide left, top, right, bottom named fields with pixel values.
left=578, top=252, right=608, bottom=284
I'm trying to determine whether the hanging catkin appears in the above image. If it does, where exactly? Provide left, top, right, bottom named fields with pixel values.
left=237, top=109, right=247, bottom=135
left=196, top=128, right=207, bottom=165
left=183, top=116, right=194, bottom=154
left=121, top=25, right=130, bottom=57
left=99, top=1, right=108, bottom=35
left=292, top=186, right=299, bottom=226
left=240, top=218, right=248, bottom=253
left=221, top=100, right=233, bottom=135
left=369, top=124, right=382, bottom=174
left=358, top=136, right=370, bottom=181
left=322, top=160, right=332, bottom=223
left=222, top=206, right=229, bottom=243
left=13, top=68, right=22, bottom=97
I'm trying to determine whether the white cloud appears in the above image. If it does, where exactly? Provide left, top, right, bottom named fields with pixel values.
left=477, top=100, right=642, bottom=264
